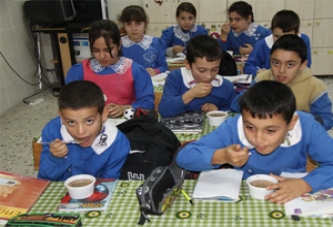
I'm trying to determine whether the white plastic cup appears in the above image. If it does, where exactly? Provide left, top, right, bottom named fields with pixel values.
left=246, top=174, right=278, bottom=200
left=206, top=110, right=228, bottom=127
left=64, top=174, right=96, bottom=199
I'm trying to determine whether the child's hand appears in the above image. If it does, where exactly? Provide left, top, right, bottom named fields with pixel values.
left=201, top=103, right=218, bottom=112
left=239, top=43, right=253, bottom=55
left=224, top=144, right=249, bottom=167
left=107, top=103, right=125, bottom=118
left=50, top=139, right=69, bottom=158
left=146, top=68, right=157, bottom=77
left=191, top=82, right=213, bottom=98
left=221, top=21, right=231, bottom=35
left=173, top=45, right=185, bottom=54
left=264, top=174, right=312, bottom=204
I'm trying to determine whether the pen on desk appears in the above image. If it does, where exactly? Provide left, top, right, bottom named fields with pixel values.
left=181, top=189, right=194, bottom=205
left=245, top=74, right=251, bottom=81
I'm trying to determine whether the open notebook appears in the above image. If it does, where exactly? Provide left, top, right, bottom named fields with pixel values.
left=192, top=168, right=243, bottom=202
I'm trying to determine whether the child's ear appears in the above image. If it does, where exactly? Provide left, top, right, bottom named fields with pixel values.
left=300, top=60, right=308, bottom=71
left=246, top=15, right=252, bottom=23
left=288, top=115, right=299, bottom=131
left=101, top=107, right=109, bottom=123
left=184, top=59, right=191, bottom=70
left=58, top=110, right=64, bottom=123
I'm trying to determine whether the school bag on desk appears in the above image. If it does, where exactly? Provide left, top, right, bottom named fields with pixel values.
left=116, top=115, right=181, bottom=180
left=136, top=150, right=187, bottom=225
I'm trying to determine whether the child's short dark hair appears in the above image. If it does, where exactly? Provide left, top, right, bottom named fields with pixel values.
left=271, top=34, right=307, bottom=63
left=271, top=10, right=300, bottom=33
left=176, top=2, right=197, bottom=17
left=89, top=19, right=121, bottom=56
left=58, top=81, right=105, bottom=115
left=119, top=5, right=148, bottom=24
left=239, top=80, right=296, bottom=124
left=228, top=1, right=254, bottom=22
left=186, top=35, right=222, bottom=65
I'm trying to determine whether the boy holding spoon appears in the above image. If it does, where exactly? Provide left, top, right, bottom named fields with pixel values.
left=38, top=81, right=130, bottom=181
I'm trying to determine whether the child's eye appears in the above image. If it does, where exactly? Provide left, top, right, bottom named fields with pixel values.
left=92, top=49, right=99, bottom=53
left=86, top=119, right=94, bottom=125
left=245, top=125, right=254, bottom=130
left=287, top=63, right=295, bottom=68
left=272, top=61, right=279, bottom=66
left=67, top=121, right=75, bottom=126
left=267, top=129, right=276, bottom=134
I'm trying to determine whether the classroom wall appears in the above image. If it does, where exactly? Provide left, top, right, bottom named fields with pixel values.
left=0, top=0, right=54, bottom=116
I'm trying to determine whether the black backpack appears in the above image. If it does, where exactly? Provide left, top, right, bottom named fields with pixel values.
left=117, top=116, right=181, bottom=180
left=218, top=50, right=238, bottom=76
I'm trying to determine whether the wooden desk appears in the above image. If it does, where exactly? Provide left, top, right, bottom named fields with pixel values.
left=26, top=180, right=332, bottom=227
left=32, top=26, right=90, bottom=84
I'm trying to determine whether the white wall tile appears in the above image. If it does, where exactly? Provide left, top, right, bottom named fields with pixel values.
left=0, top=29, right=19, bottom=57
left=7, top=0, right=26, bottom=28
left=19, top=46, right=38, bottom=81
left=13, top=25, right=34, bottom=53
left=0, top=1, right=12, bottom=31
left=108, top=0, right=143, bottom=23
left=0, top=52, right=23, bottom=85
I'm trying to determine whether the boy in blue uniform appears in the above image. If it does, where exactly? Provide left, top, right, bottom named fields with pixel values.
left=244, top=10, right=311, bottom=77
left=158, top=35, right=235, bottom=117
left=176, top=80, right=333, bottom=204
left=38, top=81, right=130, bottom=181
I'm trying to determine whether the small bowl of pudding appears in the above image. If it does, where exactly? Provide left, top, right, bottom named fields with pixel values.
left=246, top=174, right=278, bottom=200
left=206, top=110, right=228, bottom=126
left=64, top=174, right=96, bottom=199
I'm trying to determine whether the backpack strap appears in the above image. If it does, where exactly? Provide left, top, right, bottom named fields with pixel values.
left=138, top=206, right=151, bottom=225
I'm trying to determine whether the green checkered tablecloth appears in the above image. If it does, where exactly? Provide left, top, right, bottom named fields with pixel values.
left=27, top=180, right=333, bottom=227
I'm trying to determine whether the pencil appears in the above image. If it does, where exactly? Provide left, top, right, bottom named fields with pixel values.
left=181, top=189, right=194, bottom=205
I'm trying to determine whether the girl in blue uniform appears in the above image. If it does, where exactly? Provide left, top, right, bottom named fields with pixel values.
left=119, top=5, right=168, bottom=76
left=219, top=1, right=271, bottom=55
left=161, top=2, right=208, bottom=57
left=66, top=19, right=154, bottom=118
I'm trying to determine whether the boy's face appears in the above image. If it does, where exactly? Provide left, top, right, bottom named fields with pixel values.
left=123, top=20, right=146, bottom=42
left=176, top=11, right=196, bottom=31
left=228, top=12, right=251, bottom=33
left=59, top=106, right=108, bottom=148
left=185, top=57, right=220, bottom=83
left=270, top=49, right=307, bottom=84
left=242, top=110, right=298, bottom=155
left=92, top=37, right=121, bottom=66
left=272, top=28, right=298, bottom=42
